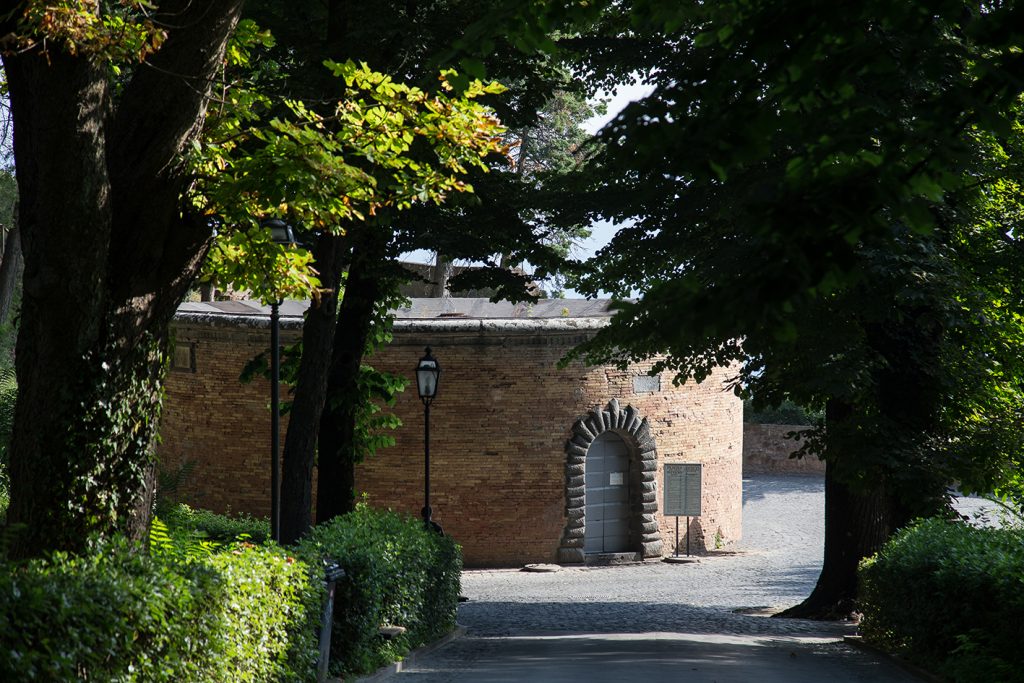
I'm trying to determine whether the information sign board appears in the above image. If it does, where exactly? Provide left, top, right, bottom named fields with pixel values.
left=663, top=463, right=702, bottom=517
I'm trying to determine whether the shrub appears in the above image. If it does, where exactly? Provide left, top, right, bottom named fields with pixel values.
left=859, top=517, right=1024, bottom=682
left=0, top=536, right=321, bottom=682
left=0, top=505, right=460, bottom=680
left=0, top=365, right=16, bottom=513
left=743, top=398, right=822, bottom=425
left=296, top=505, right=462, bottom=677
left=161, top=502, right=270, bottom=544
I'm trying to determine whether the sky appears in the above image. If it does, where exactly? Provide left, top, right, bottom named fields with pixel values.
left=402, top=79, right=654, bottom=296
left=574, top=81, right=655, bottom=262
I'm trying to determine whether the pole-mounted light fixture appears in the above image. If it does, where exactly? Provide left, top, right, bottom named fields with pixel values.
left=415, top=347, right=442, bottom=533
left=263, top=218, right=297, bottom=544
left=416, top=346, right=441, bottom=404
left=264, top=218, right=297, bottom=247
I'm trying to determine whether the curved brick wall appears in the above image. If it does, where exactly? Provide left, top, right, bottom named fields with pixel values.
left=159, top=309, right=743, bottom=567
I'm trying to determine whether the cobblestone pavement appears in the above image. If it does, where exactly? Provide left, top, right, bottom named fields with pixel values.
left=393, top=474, right=937, bottom=682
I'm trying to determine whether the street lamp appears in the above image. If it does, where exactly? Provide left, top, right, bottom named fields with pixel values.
left=264, top=218, right=296, bottom=543
left=415, top=347, right=441, bottom=533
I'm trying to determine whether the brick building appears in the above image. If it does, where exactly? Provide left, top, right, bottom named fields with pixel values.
left=159, top=298, right=743, bottom=566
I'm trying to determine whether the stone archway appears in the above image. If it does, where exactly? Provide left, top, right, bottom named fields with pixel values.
left=558, top=399, right=663, bottom=563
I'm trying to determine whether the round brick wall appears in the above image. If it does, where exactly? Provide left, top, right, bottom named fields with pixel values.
left=160, top=312, right=744, bottom=567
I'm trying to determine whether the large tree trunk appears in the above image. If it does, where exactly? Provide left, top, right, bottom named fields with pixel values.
left=278, top=234, right=347, bottom=545
left=316, top=236, right=385, bottom=523
left=2, top=1, right=243, bottom=559
left=778, top=458, right=893, bottom=619
left=778, top=399, right=896, bottom=618
left=778, top=303, right=950, bottom=619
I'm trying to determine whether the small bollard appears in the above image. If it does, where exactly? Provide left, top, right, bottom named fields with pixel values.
left=317, top=560, right=346, bottom=683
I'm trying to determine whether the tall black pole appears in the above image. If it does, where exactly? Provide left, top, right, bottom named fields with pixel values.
left=422, top=400, right=431, bottom=530
left=270, top=299, right=281, bottom=543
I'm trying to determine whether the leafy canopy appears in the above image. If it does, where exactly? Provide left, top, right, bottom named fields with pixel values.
left=190, top=23, right=507, bottom=303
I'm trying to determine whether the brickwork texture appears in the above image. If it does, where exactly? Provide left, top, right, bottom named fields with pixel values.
left=742, top=423, right=824, bottom=475
left=159, top=315, right=743, bottom=566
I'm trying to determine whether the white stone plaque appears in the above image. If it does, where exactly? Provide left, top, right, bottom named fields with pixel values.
left=633, top=374, right=662, bottom=394
left=609, top=472, right=624, bottom=486
left=663, top=463, right=701, bottom=516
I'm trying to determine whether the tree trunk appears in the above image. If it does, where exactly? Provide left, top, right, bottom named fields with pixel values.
left=777, top=458, right=893, bottom=619
left=2, top=1, right=243, bottom=559
left=316, top=236, right=384, bottom=523
left=430, top=251, right=453, bottom=297
left=278, top=234, right=347, bottom=545
left=0, top=217, right=22, bottom=326
left=777, top=398, right=903, bottom=619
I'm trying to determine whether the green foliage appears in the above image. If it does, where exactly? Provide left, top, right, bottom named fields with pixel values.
left=743, top=399, right=822, bottom=426
left=241, top=317, right=409, bottom=465
left=159, top=503, right=270, bottom=546
left=50, top=333, right=169, bottom=550
left=0, top=536, right=321, bottom=682
left=194, top=33, right=507, bottom=303
left=0, top=314, right=18, bottom=372
left=0, top=170, right=17, bottom=222
left=13, top=1, right=167, bottom=64
left=296, top=505, right=462, bottom=677
left=0, top=502, right=461, bottom=680
left=338, top=304, right=408, bottom=464
left=0, top=366, right=15, bottom=503
left=859, top=518, right=1024, bottom=681
left=153, top=458, right=196, bottom=517
left=556, top=1, right=1024, bottom=514
left=149, top=516, right=219, bottom=563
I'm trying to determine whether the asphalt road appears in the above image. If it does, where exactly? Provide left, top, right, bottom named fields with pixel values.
left=389, top=474, right=932, bottom=682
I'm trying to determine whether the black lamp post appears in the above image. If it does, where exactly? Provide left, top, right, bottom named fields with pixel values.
left=415, top=347, right=441, bottom=533
left=264, top=218, right=296, bottom=543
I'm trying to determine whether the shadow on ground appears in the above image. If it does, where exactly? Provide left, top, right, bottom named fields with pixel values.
left=396, top=631, right=913, bottom=683
left=456, top=600, right=853, bottom=638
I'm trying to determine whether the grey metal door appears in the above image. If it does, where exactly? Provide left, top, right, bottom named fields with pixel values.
left=584, top=432, right=630, bottom=553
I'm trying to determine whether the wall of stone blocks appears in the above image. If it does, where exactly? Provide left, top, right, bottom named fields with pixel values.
left=742, top=423, right=824, bottom=475
left=159, top=316, right=743, bottom=567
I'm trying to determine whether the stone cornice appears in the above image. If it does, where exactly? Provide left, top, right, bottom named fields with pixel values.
left=173, top=311, right=608, bottom=331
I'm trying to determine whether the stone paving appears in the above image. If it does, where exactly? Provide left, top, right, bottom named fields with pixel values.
left=392, top=474, right=979, bottom=681
left=454, top=475, right=834, bottom=638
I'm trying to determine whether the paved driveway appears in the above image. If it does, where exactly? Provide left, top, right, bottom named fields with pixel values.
left=394, top=474, right=922, bottom=682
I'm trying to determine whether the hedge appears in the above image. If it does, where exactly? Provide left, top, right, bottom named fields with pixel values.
left=859, top=517, right=1024, bottom=682
left=0, top=505, right=461, bottom=681
left=160, top=503, right=270, bottom=544
left=0, top=537, right=321, bottom=682
left=297, top=504, right=462, bottom=677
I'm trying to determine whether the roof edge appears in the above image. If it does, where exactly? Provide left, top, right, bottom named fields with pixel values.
left=172, top=311, right=610, bottom=334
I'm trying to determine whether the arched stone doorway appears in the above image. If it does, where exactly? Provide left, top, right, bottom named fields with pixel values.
left=558, top=399, right=663, bottom=563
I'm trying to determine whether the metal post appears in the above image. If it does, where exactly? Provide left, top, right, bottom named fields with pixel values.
left=422, top=400, right=431, bottom=529
left=686, top=516, right=691, bottom=556
left=675, top=516, right=680, bottom=557
left=270, top=299, right=281, bottom=543
left=317, top=562, right=346, bottom=683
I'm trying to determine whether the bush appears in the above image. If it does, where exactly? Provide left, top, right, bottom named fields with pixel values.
left=743, top=398, right=822, bottom=425
left=859, top=518, right=1024, bottom=682
left=0, top=536, right=321, bottom=682
left=161, top=502, right=270, bottom=544
left=0, top=365, right=16, bottom=514
left=296, top=504, right=462, bottom=677
left=0, top=505, right=460, bottom=680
